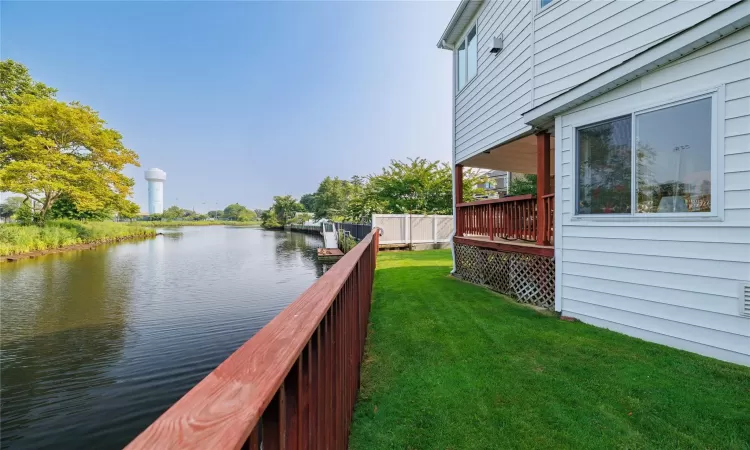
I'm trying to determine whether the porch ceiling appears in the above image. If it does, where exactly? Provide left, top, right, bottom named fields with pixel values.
left=461, top=134, right=555, bottom=175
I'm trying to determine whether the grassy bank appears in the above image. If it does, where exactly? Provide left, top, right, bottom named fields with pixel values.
left=137, top=220, right=260, bottom=227
left=0, top=220, right=156, bottom=256
left=349, top=250, right=750, bottom=449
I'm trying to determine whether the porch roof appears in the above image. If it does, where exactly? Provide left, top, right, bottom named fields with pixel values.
left=460, top=133, right=555, bottom=175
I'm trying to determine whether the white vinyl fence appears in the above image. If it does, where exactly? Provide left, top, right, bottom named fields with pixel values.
left=372, top=214, right=453, bottom=245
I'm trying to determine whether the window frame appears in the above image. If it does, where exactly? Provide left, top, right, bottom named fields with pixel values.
left=573, top=90, right=721, bottom=220
left=455, top=21, right=478, bottom=94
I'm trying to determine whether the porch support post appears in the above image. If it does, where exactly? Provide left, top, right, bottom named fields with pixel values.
left=455, top=164, right=464, bottom=237
left=536, top=132, right=551, bottom=246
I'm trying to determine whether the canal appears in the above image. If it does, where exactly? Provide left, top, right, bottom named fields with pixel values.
left=0, top=226, right=326, bottom=449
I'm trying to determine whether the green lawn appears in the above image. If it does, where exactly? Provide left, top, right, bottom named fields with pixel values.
left=349, top=250, right=750, bottom=449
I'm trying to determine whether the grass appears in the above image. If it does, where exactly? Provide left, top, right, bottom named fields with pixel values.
left=349, top=249, right=750, bottom=449
left=0, top=219, right=156, bottom=256
left=137, top=220, right=260, bottom=227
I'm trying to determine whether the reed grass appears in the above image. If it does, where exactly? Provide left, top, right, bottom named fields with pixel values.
left=0, top=220, right=156, bottom=256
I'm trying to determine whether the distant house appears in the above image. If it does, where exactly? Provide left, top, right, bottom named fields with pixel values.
left=475, top=170, right=511, bottom=199
left=439, top=0, right=750, bottom=365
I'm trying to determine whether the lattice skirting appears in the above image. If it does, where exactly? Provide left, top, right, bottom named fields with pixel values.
left=454, top=243, right=555, bottom=309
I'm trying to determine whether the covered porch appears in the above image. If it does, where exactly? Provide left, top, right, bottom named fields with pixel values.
left=455, top=132, right=554, bottom=249
left=453, top=131, right=556, bottom=309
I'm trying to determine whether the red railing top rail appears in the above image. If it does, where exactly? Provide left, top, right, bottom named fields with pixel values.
left=456, top=194, right=535, bottom=208
left=542, top=193, right=555, bottom=199
left=126, top=229, right=379, bottom=450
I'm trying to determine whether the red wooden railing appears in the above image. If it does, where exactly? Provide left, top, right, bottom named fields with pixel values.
left=456, top=194, right=553, bottom=244
left=542, top=193, right=554, bottom=245
left=127, top=229, right=380, bottom=450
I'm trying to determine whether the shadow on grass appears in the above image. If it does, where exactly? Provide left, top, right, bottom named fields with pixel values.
left=349, top=250, right=750, bottom=450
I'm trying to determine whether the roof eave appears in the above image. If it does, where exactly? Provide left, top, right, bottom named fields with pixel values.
left=436, top=0, right=483, bottom=50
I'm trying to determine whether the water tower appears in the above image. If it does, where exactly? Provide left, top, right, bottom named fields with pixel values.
left=144, top=168, right=167, bottom=214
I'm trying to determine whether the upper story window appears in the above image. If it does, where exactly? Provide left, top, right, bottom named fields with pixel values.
left=540, top=0, right=554, bottom=8
left=576, top=94, right=715, bottom=216
left=456, top=24, right=477, bottom=92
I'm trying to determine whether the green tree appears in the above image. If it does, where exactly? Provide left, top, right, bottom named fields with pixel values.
left=0, top=196, right=24, bottom=221
left=223, top=203, right=254, bottom=221
left=0, top=60, right=57, bottom=105
left=357, top=158, right=484, bottom=216
left=207, top=210, right=222, bottom=219
left=261, top=195, right=304, bottom=228
left=313, top=177, right=356, bottom=220
left=48, top=193, right=113, bottom=221
left=0, top=63, right=140, bottom=222
left=162, top=205, right=183, bottom=220
left=507, top=174, right=537, bottom=196
left=300, top=193, right=317, bottom=213
left=15, top=202, right=35, bottom=225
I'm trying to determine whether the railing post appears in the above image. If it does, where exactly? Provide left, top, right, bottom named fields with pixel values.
left=536, top=132, right=551, bottom=246
left=488, top=205, right=494, bottom=241
left=455, top=164, right=463, bottom=237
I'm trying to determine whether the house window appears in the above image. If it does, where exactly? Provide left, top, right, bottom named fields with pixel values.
left=635, top=98, right=712, bottom=213
left=576, top=94, right=715, bottom=216
left=541, top=0, right=554, bottom=8
left=577, top=116, right=632, bottom=214
left=456, top=24, right=477, bottom=92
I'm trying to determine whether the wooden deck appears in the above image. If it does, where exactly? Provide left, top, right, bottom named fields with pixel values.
left=454, top=235, right=553, bottom=257
left=317, top=247, right=344, bottom=262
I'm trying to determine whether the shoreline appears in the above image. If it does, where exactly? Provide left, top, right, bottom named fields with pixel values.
left=1, top=233, right=160, bottom=263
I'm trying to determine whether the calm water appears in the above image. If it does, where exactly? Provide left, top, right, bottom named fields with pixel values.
left=0, top=227, right=326, bottom=449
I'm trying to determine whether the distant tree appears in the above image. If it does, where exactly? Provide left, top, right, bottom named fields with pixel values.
left=147, top=213, right=163, bottom=221
left=299, top=193, right=317, bottom=213
left=508, top=174, right=537, bottom=196
left=293, top=212, right=313, bottom=224
left=313, top=177, right=356, bottom=220
left=356, top=158, right=485, bottom=216
left=223, top=203, right=254, bottom=221
left=261, top=195, right=304, bottom=228
left=0, top=196, right=24, bottom=221
left=162, top=205, right=183, bottom=220
left=253, top=208, right=265, bottom=218
left=207, top=210, right=222, bottom=219
left=0, top=61, right=140, bottom=222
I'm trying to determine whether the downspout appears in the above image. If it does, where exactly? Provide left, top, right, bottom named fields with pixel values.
left=449, top=44, right=458, bottom=274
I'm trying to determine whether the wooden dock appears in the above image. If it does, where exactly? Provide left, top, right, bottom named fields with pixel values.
left=317, top=247, right=344, bottom=262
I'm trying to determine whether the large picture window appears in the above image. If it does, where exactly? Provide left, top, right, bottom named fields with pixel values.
left=635, top=98, right=712, bottom=213
left=456, top=24, right=477, bottom=92
left=576, top=94, right=715, bottom=216
left=577, top=116, right=632, bottom=214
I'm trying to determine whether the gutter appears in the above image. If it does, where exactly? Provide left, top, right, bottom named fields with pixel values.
left=437, top=0, right=472, bottom=49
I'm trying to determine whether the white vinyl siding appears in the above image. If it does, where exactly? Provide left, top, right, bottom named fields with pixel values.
left=556, top=26, right=750, bottom=366
left=454, top=0, right=534, bottom=163
left=532, top=0, right=739, bottom=105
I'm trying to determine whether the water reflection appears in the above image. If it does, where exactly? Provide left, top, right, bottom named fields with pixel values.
left=0, top=227, right=325, bottom=449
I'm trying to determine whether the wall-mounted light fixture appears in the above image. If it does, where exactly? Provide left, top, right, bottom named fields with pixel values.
left=490, top=35, right=503, bottom=54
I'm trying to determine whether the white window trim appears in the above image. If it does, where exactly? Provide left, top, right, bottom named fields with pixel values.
left=455, top=20, right=478, bottom=95
left=571, top=88, right=724, bottom=223
left=536, top=0, right=562, bottom=18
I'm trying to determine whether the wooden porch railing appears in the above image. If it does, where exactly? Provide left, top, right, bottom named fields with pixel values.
left=542, top=193, right=554, bottom=245
left=456, top=194, right=553, bottom=244
left=126, top=230, right=380, bottom=450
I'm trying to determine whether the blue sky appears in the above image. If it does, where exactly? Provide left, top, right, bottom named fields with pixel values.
left=2, top=1, right=457, bottom=212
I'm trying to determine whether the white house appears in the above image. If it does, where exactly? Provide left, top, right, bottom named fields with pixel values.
left=439, top=0, right=750, bottom=366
